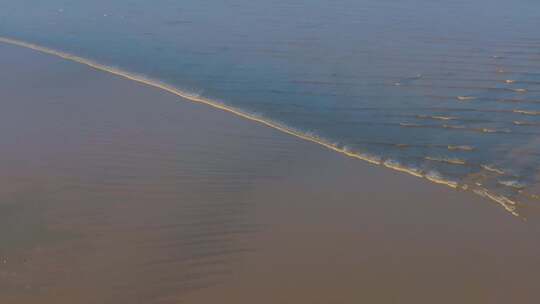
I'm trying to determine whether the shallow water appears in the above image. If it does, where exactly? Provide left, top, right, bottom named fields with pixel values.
left=1, top=0, right=539, bottom=215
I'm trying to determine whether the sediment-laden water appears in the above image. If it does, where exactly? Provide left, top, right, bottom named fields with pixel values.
left=1, top=0, right=539, bottom=216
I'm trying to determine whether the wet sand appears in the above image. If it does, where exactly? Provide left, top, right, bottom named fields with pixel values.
left=1, top=43, right=540, bottom=303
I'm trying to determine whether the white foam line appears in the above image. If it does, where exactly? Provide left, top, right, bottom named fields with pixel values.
left=383, top=160, right=423, bottom=178
left=472, top=188, right=519, bottom=217
left=0, top=36, right=523, bottom=217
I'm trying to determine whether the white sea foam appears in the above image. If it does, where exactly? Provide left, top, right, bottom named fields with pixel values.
left=498, top=180, right=526, bottom=189
left=478, top=128, right=497, bottom=133
left=481, top=164, right=505, bottom=175
left=513, top=109, right=540, bottom=115
left=472, top=188, right=519, bottom=216
left=424, top=171, right=459, bottom=188
left=416, top=115, right=457, bottom=121
left=383, top=160, right=423, bottom=178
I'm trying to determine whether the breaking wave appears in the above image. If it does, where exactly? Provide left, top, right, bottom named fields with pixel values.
left=425, top=156, right=467, bottom=165
left=513, top=110, right=540, bottom=116
left=481, top=164, right=506, bottom=175
left=498, top=180, right=526, bottom=190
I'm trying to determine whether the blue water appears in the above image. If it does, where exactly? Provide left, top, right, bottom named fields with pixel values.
left=1, top=0, right=540, bottom=214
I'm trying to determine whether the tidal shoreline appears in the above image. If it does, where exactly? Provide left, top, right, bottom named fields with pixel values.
left=0, top=36, right=529, bottom=217
left=1, top=43, right=540, bottom=303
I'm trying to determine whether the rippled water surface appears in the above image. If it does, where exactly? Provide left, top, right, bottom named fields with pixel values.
left=1, top=0, right=539, bottom=214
